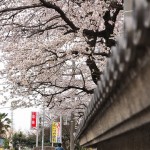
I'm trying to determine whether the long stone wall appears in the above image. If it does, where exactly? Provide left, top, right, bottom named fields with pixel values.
left=75, top=0, right=150, bottom=149
left=97, top=124, right=150, bottom=150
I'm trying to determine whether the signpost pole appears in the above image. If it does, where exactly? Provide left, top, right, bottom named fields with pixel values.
left=60, top=115, right=62, bottom=143
left=42, top=102, right=45, bottom=150
left=11, top=104, right=14, bottom=150
left=36, top=112, right=39, bottom=147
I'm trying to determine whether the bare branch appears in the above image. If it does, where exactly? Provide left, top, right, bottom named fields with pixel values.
left=39, top=0, right=79, bottom=31
left=0, top=4, right=43, bottom=13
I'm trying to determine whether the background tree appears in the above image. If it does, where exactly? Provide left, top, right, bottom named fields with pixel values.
left=13, top=131, right=36, bottom=149
left=0, top=0, right=124, bottom=120
left=0, top=113, right=11, bottom=137
left=25, top=132, right=36, bottom=148
left=62, top=124, right=70, bottom=150
left=12, top=131, right=26, bottom=150
left=3, top=138, right=10, bottom=149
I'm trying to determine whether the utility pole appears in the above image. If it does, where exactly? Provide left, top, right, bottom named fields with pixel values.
left=50, top=124, right=52, bottom=146
left=60, top=115, right=62, bottom=143
left=70, top=113, right=75, bottom=150
left=70, top=60, right=75, bottom=150
left=11, top=104, right=14, bottom=150
left=36, top=112, right=39, bottom=147
left=42, top=101, right=45, bottom=150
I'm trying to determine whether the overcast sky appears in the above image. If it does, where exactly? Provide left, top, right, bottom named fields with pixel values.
left=0, top=106, right=40, bottom=132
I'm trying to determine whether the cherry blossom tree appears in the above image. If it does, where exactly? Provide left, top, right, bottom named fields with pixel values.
left=0, top=0, right=124, bottom=119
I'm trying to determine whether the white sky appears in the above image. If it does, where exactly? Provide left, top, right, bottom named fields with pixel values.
left=13, top=107, right=40, bottom=132
left=0, top=106, right=40, bottom=132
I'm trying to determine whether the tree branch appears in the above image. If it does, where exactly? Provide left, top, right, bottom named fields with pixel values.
left=39, top=0, right=79, bottom=31
left=0, top=4, right=43, bottom=13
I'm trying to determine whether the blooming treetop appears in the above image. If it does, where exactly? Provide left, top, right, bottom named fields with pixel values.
left=0, top=0, right=123, bottom=119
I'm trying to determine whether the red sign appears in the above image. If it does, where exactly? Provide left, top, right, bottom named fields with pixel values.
left=31, top=112, right=37, bottom=128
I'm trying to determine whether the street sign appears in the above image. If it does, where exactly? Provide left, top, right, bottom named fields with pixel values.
left=52, top=122, right=61, bottom=143
left=31, top=112, right=37, bottom=129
